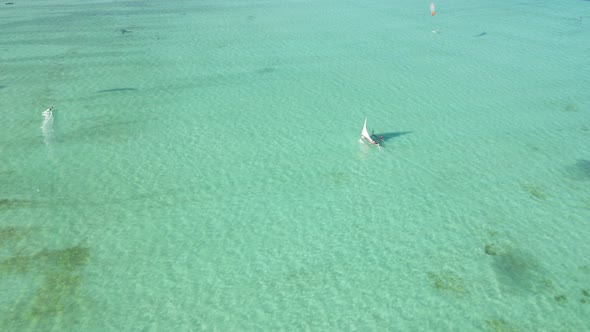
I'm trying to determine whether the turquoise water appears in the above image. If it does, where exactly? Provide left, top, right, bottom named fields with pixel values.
left=1, top=0, right=589, bottom=330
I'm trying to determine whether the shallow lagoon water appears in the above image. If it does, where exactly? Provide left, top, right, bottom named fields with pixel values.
left=1, top=0, right=589, bottom=330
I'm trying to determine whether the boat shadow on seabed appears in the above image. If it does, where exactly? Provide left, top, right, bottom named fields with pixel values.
left=370, top=131, right=413, bottom=145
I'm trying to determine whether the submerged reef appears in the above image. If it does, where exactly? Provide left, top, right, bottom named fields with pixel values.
left=427, top=271, right=467, bottom=296
left=565, top=160, right=590, bottom=181
left=30, top=273, right=84, bottom=317
left=0, top=238, right=91, bottom=330
left=521, top=183, right=546, bottom=201
left=0, top=198, right=33, bottom=210
left=485, top=318, right=518, bottom=332
left=0, top=227, right=23, bottom=245
left=484, top=243, right=505, bottom=256
left=0, top=245, right=89, bottom=274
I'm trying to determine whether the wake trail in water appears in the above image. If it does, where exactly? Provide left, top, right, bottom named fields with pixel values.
left=41, top=106, right=54, bottom=146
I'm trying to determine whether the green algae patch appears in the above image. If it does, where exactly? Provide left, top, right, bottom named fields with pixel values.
left=521, top=184, right=546, bottom=201
left=487, top=230, right=499, bottom=238
left=485, top=243, right=505, bottom=256
left=0, top=199, right=33, bottom=210
left=0, top=254, right=36, bottom=274
left=0, top=227, right=19, bottom=242
left=30, top=273, right=83, bottom=317
left=485, top=318, right=518, bottom=332
left=0, top=245, right=90, bottom=274
left=36, top=245, right=90, bottom=271
left=0, top=244, right=91, bottom=330
left=427, top=271, right=467, bottom=296
left=542, top=278, right=555, bottom=290
left=1, top=272, right=87, bottom=329
left=554, top=294, right=568, bottom=304
left=0, top=227, right=30, bottom=247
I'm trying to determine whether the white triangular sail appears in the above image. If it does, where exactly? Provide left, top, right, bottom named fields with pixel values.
left=361, top=117, right=377, bottom=145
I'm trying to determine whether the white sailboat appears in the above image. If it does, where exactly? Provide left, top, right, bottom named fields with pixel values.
left=360, top=117, right=381, bottom=149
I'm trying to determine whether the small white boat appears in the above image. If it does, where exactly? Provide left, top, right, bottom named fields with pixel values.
left=41, top=106, right=54, bottom=145
left=360, top=117, right=381, bottom=149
